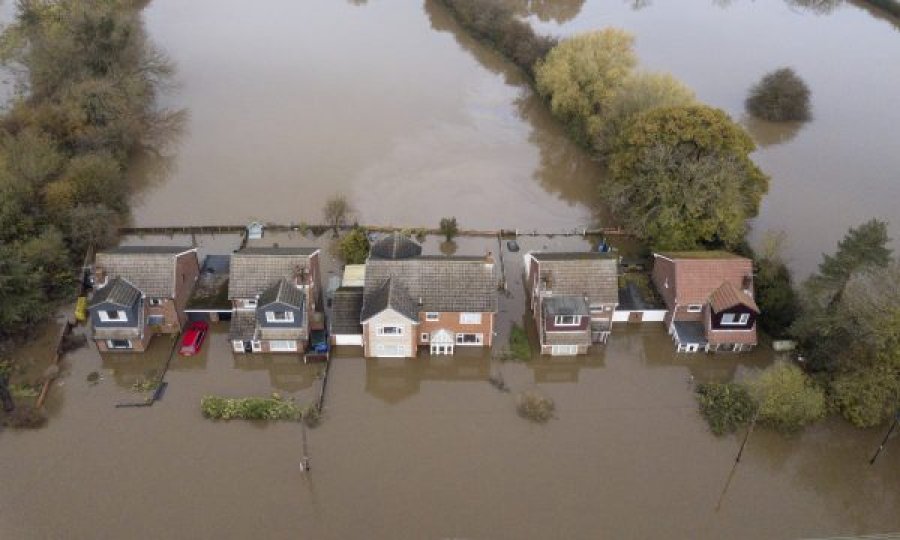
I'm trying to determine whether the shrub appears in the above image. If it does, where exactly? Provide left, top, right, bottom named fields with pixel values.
left=200, top=395, right=303, bottom=421
left=517, top=391, right=555, bottom=423
left=338, top=227, right=370, bottom=264
left=508, top=323, right=531, bottom=362
left=3, top=405, right=47, bottom=429
left=749, top=363, right=826, bottom=433
left=745, top=68, right=811, bottom=122
left=695, top=382, right=756, bottom=436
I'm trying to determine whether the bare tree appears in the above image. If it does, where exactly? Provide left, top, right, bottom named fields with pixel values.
left=323, top=195, right=352, bottom=234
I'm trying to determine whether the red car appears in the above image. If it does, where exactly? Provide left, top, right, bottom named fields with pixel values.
left=179, top=321, right=209, bottom=356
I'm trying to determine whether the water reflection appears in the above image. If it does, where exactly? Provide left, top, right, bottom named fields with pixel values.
left=233, top=354, right=321, bottom=393
left=741, top=114, right=805, bottom=148
left=425, top=0, right=609, bottom=223
left=365, top=351, right=490, bottom=404
left=528, top=350, right=606, bottom=382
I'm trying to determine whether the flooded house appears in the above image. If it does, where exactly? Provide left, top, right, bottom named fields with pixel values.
left=359, top=234, right=498, bottom=358
left=651, top=251, right=759, bottom=353
left=523, top=252, right=619, bottom=355
left=227, top=247, right=322, bottom=354
left=88, top=246, right=200, bottom=352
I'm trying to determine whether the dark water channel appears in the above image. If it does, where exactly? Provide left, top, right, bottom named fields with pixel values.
left=2, top=1, right=900, bottom=538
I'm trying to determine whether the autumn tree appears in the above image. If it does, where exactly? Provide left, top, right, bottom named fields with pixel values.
left=746, top=67, right=811, bottom=122
left=338, top=227, right=370, bottom=265
left=535, top=29, right=637, bottom=145
left=605, top=105, right=768, bottom=250
left=749, top=363, right=826, bottom=433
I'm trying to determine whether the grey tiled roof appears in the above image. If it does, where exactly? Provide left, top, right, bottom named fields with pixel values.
left=229, top=311, right=257, bottom=340
left=331, top=287, right=364, bottom=335
left=89, top=277, right=141, bottom=308
left=531, top=252, right=619, bottom=306
left=95, top=247, right=195, bottom=298
left=370, top=234, right=422, bottom=260
left=362, top=257, right=497, bottom=320
left=360, top=277, right=418, bottom=322
left=228, top=248, right=316, bottom=299
left=543, top=296, right=589, bottom=317
left=258, top=278, right=304, bottom=308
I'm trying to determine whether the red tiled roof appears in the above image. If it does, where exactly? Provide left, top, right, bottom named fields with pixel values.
left=654, top=252, right=754, bottom=306
left=710, top=281, right=759, bottom=313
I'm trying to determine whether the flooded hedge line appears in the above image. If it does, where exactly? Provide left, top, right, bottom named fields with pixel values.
left=863, top=0, right=900, bottom=17
left=201, top=395, right=304, bottom=421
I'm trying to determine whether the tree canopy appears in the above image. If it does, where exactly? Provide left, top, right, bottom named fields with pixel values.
left=605, top=105, right=768, bottom=250
left=749, top=363, right=826, bottom=433
left=746, top=67, right=811, bottom=122
left=535, top=29, right=637, bottom=145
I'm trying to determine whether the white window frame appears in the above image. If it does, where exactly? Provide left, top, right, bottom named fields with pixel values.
left=266, top=311, right=294, bottom=323
left=721, top=313, right=750, bottom=326
left=232, top=340, right=244, bottom=352
left=551, top=344, right=578, bottom=356
left=99, top=310, right=128, bottom=322
left=107, top=339, right=132, bottom=350
left=245, top=299, right=258, bottom=308
left=421, top=332, right=430, bottom=342
left=459, top=313, right=482, bottom=325
left=553, top=315, right=581, bottom=326
left=425, top=312, right=439, bottom=321
left=269, top=340, right=297, bottom=352
left=251, top=340, right=262, bottom=352
left=377, top=326, right=403, bottom=336
left=686, top=304, right=703, bottom=313
left=455, top=333, right=483, bottom=345
left=148, top=298, right=163, bottom=306
left=148, top=315, right=165, bottom=326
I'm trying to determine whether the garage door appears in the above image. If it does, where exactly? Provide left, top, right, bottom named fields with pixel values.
left=376, top=344, right=407, bottom=357
left=551, top=344, right=578, bottom=356
left=334, top=334, right=363, bottom=346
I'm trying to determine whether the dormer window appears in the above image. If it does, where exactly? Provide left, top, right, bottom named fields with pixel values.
left=266, top=311, right=294, bottom=323
left=687, top=304, right=703, bottom=313
left=149, top=298, right=162, bottom=306
left=721, top=313, right=750, bottom=326
left=554, top=315, right=581, bottom=326
left=99, top=310, right=127, bottom=322
left=246, top=299, right=257, bottom=308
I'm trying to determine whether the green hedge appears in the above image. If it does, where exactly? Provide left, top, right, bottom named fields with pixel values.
left=201, top=395, right=303, bottom=421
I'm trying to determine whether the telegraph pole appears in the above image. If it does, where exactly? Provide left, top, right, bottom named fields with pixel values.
left=869, top=410, right=899, bottom=465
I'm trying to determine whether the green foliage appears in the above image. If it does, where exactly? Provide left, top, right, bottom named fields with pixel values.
left=749, top=363, right=826, bottom=433
left=9, top=383, right=40, bottom=398
left=606, top=105, right=768, bottom=250
left=0, top=244, right=54, bottom=342
left=535, top=29, right=637, bottom=145
left=131, top=378, right=159, bottom=393
left=808, top=219, right=891, bottom=305
left=594, top=71, right=696, bottom=155
left=200, top=394, right=304, bottom=421
left=508, top=323, right=531, bottom=362
left=338, top=227, right=370, bottom=264
left=2, top=404, right=47, bottom=429
left=439, top=216, right=459, bottom=242
left=517, top=391, right=555, bottom=423
left=752, top=233, right=799, bottom=338
left=830, top=361, right=900, bottom=428
left=695, top=382, right=756, bottom=436
left=439, top=0, right=557, bottom=76
left=746, top=67, right=811, bottom=122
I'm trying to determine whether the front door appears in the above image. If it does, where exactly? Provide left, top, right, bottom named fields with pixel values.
left=243, top=340, right=253, bottom=353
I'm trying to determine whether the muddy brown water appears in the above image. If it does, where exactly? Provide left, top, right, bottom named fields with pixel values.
left=3, top=1, right=900, bottom=538
left=2, top=233, right=899, bottom=539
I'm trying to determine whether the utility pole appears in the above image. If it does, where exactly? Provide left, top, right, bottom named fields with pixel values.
left=716, top=410, right=759, bottom=512
left=869, top=410, right=899, bottom=465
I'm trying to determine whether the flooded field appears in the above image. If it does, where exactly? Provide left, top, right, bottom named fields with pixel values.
left=2, top=233, right=900, bottom=539
left=2, top=0, right=900, bottom=538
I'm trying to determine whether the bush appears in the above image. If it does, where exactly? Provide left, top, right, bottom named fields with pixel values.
left=440, top=0, right=557, bottom=76
left=696, top=382, right=756, bottom=436
left=338, top=227, right=370, bottom=264
left=508, top=323, right=531, bottom=362
left=745, top=68, right=811, bottom=122
left=749, top=363, right=826, bottom=433
left=200, top=395, right=304, bottom=421
left=3, top=405, right=47, bottom=429
left=517, top=391, right=555, bottom=423
left=830, top=364, right=900, bottom=428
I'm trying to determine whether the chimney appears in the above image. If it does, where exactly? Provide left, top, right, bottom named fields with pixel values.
left=484, top=251, right=494, bottom=266
left=418, top=297, right=424, bottom=306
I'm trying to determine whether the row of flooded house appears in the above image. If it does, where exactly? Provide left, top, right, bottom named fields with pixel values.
left=86, top=233, right=760, bottom=358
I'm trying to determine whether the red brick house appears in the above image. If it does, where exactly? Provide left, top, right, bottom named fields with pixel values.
left=524, top=252, right=619, bottom=355
left=359, top=234, right=498, bottom=358
left=651, top=251, right=759, bottom=353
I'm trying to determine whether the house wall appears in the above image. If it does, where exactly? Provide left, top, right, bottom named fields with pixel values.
left=95, top=331, right=152, bottom=353
left=710, top=304, right=757, bottom=331
left=363, top=310, right=417, bottom=357
left=651, top=255, right=678, bottom=310
left=173, top=252, right=201, bottom=327
left=417, top=312, right=494, bottom=347
left=256, top=301, right=305, bottom=330
left=544, top=315, right=589, bottom=332
left=145, top=298, right=180, bottom=334
left=705, top=306, right=757, bottom=347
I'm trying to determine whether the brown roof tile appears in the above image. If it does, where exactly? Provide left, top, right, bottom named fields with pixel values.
left=709, top=281, right=759, bottom=313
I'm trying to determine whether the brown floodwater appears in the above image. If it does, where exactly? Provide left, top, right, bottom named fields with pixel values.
left=2, top=232, right=899, bottom=539
left=3, top=1, right=900, bottom=538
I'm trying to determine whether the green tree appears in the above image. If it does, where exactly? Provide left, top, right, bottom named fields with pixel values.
left=439, top=217, right=459, bottom=242
left=753, top=232, right=799, bottom=337
left=65, top=203, right=121, bottom=257
left=535, top=29, right=637, bottom=145
left=338, top=227, right=370, bottom=265
left=606, top=105, right=768, bottom=250
left=745, top=67, right=811, bottom=122
left=594, top=71, right=695, bottom=154
left=0, top=245, right=53, bottom=342
left=749, top=363, right=826, bottom=433
left=696, top=382, right=757, bottom=436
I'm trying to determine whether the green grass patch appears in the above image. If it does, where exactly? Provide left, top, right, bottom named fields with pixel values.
left=201, top=394, right=305, bottom=421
